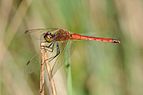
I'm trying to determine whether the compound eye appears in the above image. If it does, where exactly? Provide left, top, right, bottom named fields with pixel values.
left=44, top=33, right=53, bottom=43
left=47, top=34, right=52, bottom=39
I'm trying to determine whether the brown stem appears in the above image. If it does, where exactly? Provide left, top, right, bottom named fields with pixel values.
left=40, top=42, right=46, bottom=95
left=40, top=42, right=57, bottom=95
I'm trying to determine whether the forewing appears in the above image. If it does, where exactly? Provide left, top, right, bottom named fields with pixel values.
left=25, top=28, right=59, bottom=41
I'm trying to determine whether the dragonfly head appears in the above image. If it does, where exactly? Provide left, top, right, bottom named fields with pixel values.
left=44, top=32, right=55, bottom=43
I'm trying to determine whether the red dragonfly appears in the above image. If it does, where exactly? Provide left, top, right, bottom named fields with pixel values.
left=25, top=28, right=120, bottom=61
left=25, top=28, right=120, bottom=73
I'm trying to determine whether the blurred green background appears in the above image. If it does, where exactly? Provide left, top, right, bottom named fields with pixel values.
left=1, top=0, right=143, bottom=95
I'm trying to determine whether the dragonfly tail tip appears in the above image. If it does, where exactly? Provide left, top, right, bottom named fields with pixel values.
left=112, top=39, right=120, bottom=44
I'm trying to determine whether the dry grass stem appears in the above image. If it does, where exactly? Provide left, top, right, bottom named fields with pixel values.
left=40, top=42, right=46, bottom=95
left=40, top=42, right=57, bottom=95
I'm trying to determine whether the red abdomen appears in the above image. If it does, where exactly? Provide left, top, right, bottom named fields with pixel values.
left=70, top=33, right=120, bottom=43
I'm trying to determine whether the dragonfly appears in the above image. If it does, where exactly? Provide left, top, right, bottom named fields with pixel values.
left=25, top=28, right=120, bottom=75
left=26, top=28, right=120, bottom=57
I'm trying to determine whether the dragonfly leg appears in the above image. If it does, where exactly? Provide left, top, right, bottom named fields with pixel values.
left=48, top=42, right=60, bottom=62
left=43, top=42, right=55, bottom=52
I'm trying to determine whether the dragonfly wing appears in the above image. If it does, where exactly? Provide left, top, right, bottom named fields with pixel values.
left=44, top=41, right=68, bottom=79
left=25, top=54, right=40, bottom=74
left=25, top=39, right=69, bottom=80
left=25, top=28, right=59, bottom=34
left=25, top=28, right=59, bottom=41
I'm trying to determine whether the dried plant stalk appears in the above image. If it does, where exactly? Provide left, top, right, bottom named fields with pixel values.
left=40, top=42, right=57, bottom=95
left=40, top=42, right=46, bottom=95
